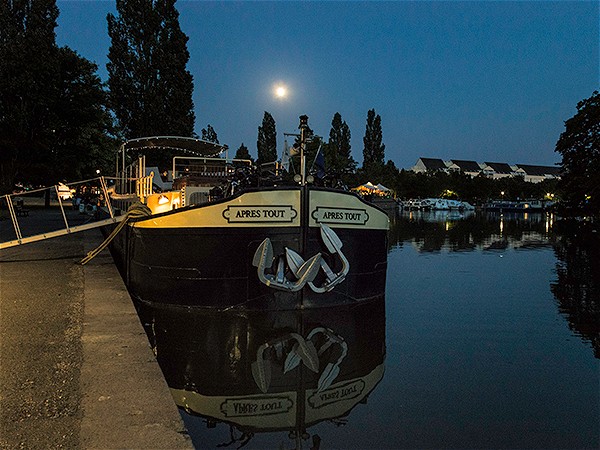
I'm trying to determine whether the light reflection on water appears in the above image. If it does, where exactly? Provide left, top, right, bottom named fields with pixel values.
left=382, top=211, right=598, bottom=449
left=144, top=211, right=599, bottom=449
left=390, top=210, right=556, bottom=253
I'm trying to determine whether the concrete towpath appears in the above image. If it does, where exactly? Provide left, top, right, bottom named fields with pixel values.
left=0, top=226, right=193, bottom=449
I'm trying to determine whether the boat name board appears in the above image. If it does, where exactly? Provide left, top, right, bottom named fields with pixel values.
left=222, top=205, right=298, bottom=223
left=312, top=207, right=369, bottom=225
left=308, top=379, right=366, bottom=409
left=220, top=395, right=294, bottom=417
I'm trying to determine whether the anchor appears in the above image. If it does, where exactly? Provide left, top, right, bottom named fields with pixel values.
left=252, top=238, right=322, bottom=292
left=285, top=224, right=350, bottom=293
left=283, top=326, right=348, bottom=392
left=252, top=333, right=319, bottom=393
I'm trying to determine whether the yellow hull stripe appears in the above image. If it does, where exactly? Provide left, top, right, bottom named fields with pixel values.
left=133, top=190, right=389, bottom=230
left=169, top=363, right=384, bottom=429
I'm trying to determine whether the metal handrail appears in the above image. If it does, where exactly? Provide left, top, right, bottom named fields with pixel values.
left=0, top=176, right=119, bottom=249
left=136, top=172, right=154, bottom=202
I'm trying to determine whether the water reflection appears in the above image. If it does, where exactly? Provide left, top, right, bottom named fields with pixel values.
left=390, top=210, right=555, bottom=253
left=552, top=221, right=600, bottom=358
left=390, top=210, right=599, bottom=359
left=135, top=297, right=386, bottom=449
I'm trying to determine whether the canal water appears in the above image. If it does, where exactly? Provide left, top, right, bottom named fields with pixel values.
left=138, top=210, right=599, bottom=449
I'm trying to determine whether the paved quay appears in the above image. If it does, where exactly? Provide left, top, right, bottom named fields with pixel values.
left=0, top=223, right=193, bottom=449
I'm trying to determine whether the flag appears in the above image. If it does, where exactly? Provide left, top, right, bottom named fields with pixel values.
left=312, top=145, right=326, bottom=179
left=281, top=140, right=290, bottom=171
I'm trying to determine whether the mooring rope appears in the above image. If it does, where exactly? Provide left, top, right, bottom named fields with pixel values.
left=80, top=202, right=152, bottom=265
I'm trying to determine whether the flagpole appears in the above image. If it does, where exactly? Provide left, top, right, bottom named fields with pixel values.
left=299, top=115, right=309, bottom=186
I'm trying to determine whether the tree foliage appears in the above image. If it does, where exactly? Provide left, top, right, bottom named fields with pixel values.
left=0, top=0, right=114, bottom=192
left=0, top=0, right=59, bottom=191
left=381, top=169, right=559, bottom=204
left=362, top=109, right=385, bottom=177
left=234, top=143, right=252, bottom=161
left=555, top=90, right=600, bottom=215
left=257, top=111, right=277, bottom=165
left=50, top=47, right=116, bottom=181
left=325, top=112, right=356, bottom=177
left=201, top=124, right=218, bottom=143
left=107, top=0, right=195, bottom=139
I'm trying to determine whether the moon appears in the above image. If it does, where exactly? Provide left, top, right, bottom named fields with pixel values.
left=274, top=85, right=287, bottom=99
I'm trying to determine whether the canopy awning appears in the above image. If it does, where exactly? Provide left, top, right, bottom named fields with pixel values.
left=352, top=182, right=392, bottom=195
left=122, top=136, right=226, bottom=157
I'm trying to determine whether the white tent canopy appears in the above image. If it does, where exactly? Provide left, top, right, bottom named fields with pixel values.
left=352, top=182, right=392, bottom=195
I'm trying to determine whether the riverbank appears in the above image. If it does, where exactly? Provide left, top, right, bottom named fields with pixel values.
left=0, top=228, right=193, bottom=449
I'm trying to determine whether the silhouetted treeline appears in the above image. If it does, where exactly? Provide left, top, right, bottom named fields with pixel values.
left=384, top=170, right=559, bottom=203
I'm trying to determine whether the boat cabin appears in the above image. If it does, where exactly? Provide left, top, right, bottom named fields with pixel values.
left=113, top=136, right=253, bottom=214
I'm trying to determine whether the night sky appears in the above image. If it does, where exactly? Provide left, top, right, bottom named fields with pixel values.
left=56, top=1, right=599, bottom=169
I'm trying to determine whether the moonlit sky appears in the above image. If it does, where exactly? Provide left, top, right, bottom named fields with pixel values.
left=55, top=1, right=599, bottom=169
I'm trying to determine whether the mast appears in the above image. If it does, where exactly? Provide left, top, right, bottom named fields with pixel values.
left=299, top=115, right=309, bottom=186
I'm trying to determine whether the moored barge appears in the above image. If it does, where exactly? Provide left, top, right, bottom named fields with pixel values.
left=105, top=116, right=389, bottom=310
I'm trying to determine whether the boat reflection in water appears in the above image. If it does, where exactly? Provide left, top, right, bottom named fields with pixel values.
left=390, top=210, right=556, bottom=253
left=135, top=296, right=386, bottom=449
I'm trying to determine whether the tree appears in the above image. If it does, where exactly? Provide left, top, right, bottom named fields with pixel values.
left=156, top=0, right=195, bottom=137
left=107, top=0, right=195, bottom=139
left=362, top=109, right=385, bottom=178
left=0, top=0, right=114, bottom=192
left=326, top=112, right=356, bottom=176
left=50, top=47, right=116, bottom=180
left=555, top=91, right=600, bottom=215
left=235, top=143, right=252, bottom=161
left=380, top=159, right=399, bottom=191
left=0, top=0, right=59, bottom=191
left=201, top=124, right=218, bottom=143
left=257, top=111, right=277, bottom=165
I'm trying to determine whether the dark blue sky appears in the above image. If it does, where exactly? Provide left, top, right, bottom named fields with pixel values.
left=56, top=1, right=599, bottom=169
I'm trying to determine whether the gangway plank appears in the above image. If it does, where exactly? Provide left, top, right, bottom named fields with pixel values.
left=0, top=215, right=125, bottom=250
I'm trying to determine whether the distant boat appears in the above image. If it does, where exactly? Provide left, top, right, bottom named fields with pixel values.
left=429, top=198, right=461, bottom=210
left=401, top=198, right=475, bottom=211
left=103, top=116, right=389, bottom=310
left=483, top=200, right=545, bottom=212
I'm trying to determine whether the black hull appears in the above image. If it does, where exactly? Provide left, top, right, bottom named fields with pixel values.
left=105, top=187, right=389, bottom=310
